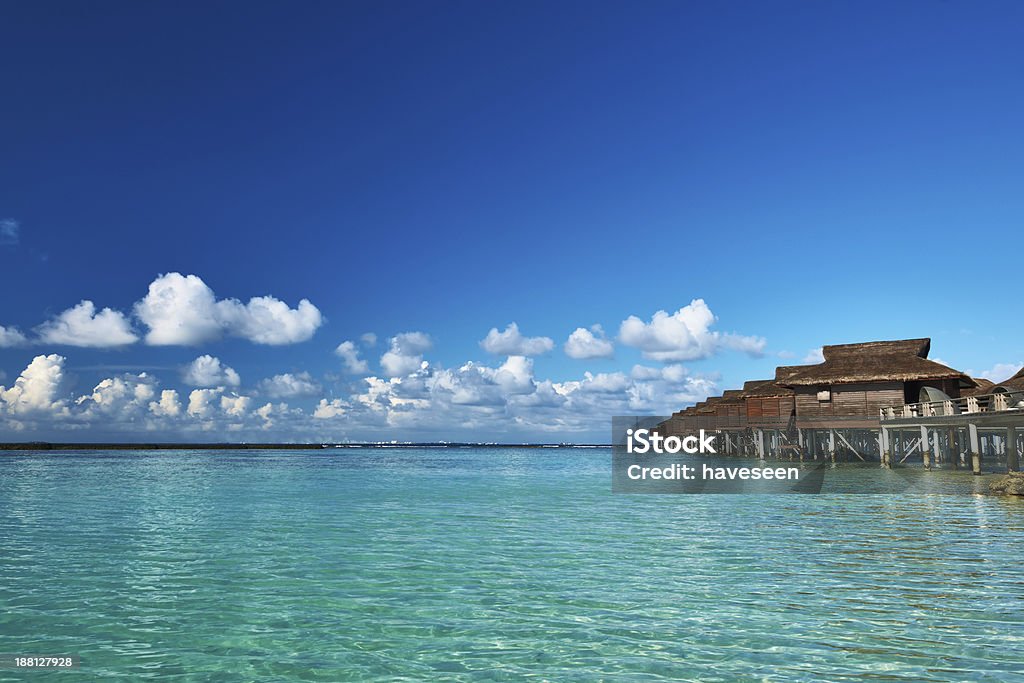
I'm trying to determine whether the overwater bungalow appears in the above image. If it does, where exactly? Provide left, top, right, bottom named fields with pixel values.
left=657, top=337, right=1023, bottom=473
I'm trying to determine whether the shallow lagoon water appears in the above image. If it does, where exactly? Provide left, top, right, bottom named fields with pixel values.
left=2, top=447, right=1023, bottom=681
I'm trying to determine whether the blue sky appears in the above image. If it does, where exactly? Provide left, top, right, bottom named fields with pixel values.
left=1, top=1, right=1022, bottom=442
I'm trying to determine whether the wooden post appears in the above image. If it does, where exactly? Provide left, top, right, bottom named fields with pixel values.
left=968, top=423, right=982, bottom=475
left=756, top=429, right=765, bottom=460
left=920, top=425, right=931, bottom=470
left=932, top=429, right=940, bottom=468
left=828, top=429, right=836, bottom=463
left=947, top=427, right=958, bottom=469
left=798, top=429, right=804, bottom=462
left=881, top=428, right=891, bottom=468
left=1008, top=426, right=1020, bottom=473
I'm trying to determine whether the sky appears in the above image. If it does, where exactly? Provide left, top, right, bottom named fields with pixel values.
left=1, top=0, right=1022, bottom=442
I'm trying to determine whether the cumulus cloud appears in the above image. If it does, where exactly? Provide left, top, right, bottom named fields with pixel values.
left=480, top=323, right=554, bottom=356
left=564, top=325, right=614, bottom=359
left=314, top=398, right=348, bottom=419
left=335, top=341, right=369, bottom=374
left=150, top=389, right=182, bottom=417
left=183, top=355, right=241, bottom=387
left=619, top=299, right=766, bottom=361
left=134, top=272, right=323, bottom=346
left=259, top=372, right=320, bottom=398
left=0, top=218, right=18, bottom=245
left=0, top=354, right=69, bottom=416
left=36, top=300, right=138, bottom=348
left=220, top=394, right=252, bottom=418
left=0, top=325, right=28, bottom=347
left=429, top=356, right=537, bottom=407
left=76, top=373, right=157, bottom=418
left=187, top=388, right=224, bottom=418
left=380, top=332, right=432, bottom=377
left=360, top=333, right=377, bottom=346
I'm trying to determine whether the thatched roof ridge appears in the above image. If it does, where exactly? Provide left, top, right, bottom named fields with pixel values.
left=696, top=397, right=723, bottom=414
left=824, top=338, right=930, bottom=359
left=742, top=379, right=772, bottom=392
left=744, top=381, right=793, bottom=397
left=779, top=337, right=973, bottom=387
left=717, top=389, right=746, bottom=404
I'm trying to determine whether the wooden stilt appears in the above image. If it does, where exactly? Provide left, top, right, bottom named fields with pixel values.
left=969, top=422, right=982, bottom=475
left=947, top=427, right=958, bottom=469
left=1007, top=426, right=1019, bottom=473
left=921, top=425, right=931, bottom=470
left=881, top=428, right=891, bottom=468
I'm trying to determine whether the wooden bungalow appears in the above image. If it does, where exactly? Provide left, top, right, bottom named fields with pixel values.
left=695, top=397, right=724, bottom=431
left=744, top=367, right=798, bottom=429
left=779, top=338, right=974, bottom=429
left=714, top=389, right=747, bottom=430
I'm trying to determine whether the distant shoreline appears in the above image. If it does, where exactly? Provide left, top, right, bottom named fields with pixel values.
left=0, top=442, right=611, bottom=451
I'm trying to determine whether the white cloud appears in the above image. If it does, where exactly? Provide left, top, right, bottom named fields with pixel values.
left=380, top=332, right=432, bottom=377
left=220, top=394, right=252, bottom=418
left=183, top=355, right=241, bottom=387
left=187, top=388, right=224, bottom=418
left=0, top=218, right=18, bottom=245
left=314, top=398, right=348, bottom=419
left=335, top=341, right=369, bottom=374
left=76, top=373, right=157, bottom=418
left=360, top=333, right=377, bottom=346
left=480, top=323, right=554, bottom=356
left=134, top=272, right=323, bottom=346
left=0, top=354, right=69, bottom=416
left=970, top=362, right=1023, bottom=383
left=218, top=296, right=323, bottom=346
left=619, top=299, right=766, bottom=361
left=259, top=372, right=320, bottom=398
left=0, top=325, right=28, bottom=347
left=565, top=325, right=614, bottom=359
left=429, top=356, right=537, bottom=407
left=802, top=347, right=825, bottom=364
left=36, top=300, right=138, bottom=348
left=150, top=389, right=182, bottom=417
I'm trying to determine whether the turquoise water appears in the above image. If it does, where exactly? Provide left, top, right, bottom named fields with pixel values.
left=2, top=448, right=1023, bottom=682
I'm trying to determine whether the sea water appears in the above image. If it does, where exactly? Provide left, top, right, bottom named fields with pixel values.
left=1, top=448, right=1023, bottom=681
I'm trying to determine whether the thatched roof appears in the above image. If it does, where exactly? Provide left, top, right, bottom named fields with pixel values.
left=742, top=379, right=772, bottom=393
left=779, top=338, right=973, bottom=387
left=696, top=397, right=723, bottom=414
left=717, top=389, right=746, bottom=404
left=744, top=380, right=794, bottom=398
left=961, top=378, right=995, bottom=397
left=993, top=366, right=1024, bottom=392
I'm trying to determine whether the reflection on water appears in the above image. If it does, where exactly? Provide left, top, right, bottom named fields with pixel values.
left=1, top=448, right=1023, bottom=681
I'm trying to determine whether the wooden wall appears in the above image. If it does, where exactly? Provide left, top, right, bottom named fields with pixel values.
left=745, top=396, right=795, bottom=421
left=795, top=382, right=904, bottom=417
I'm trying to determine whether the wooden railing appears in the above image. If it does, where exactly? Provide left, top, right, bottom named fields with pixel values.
left=879, top=391, right=1024, bottom=421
